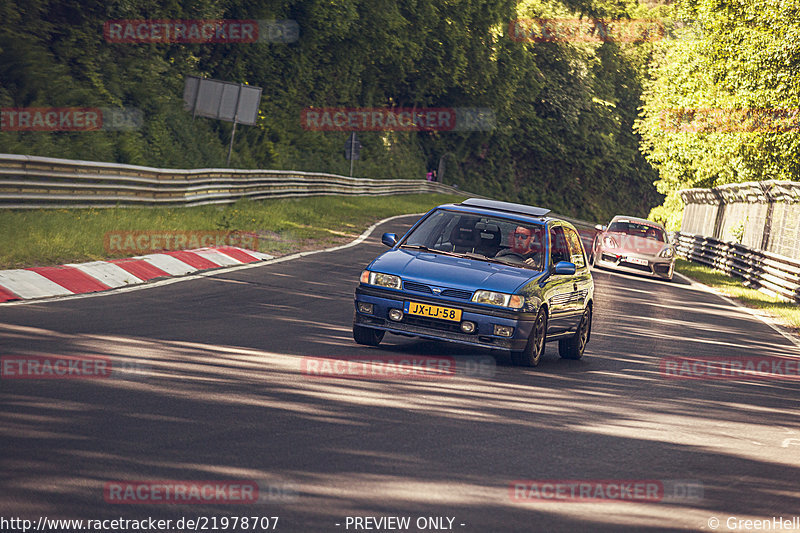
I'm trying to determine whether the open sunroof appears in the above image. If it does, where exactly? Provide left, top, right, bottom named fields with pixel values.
left=460, top=198, right=551, bottom=218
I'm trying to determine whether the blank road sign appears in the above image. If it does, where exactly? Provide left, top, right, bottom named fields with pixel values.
left=217, top=83, right=241, bottom=122
left=235, top=87, right=262, bottom=126
left=183, top=76, right=262, bottom=125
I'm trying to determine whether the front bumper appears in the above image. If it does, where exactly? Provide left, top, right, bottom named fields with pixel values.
left=354, top=285, right=534, bottom=352
left=594, top=249, right=674, bottom=279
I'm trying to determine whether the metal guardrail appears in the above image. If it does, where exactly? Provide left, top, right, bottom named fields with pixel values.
left=0, top=153, right=605, bottom=255
left=0, top=153, right=464, bottom=208
left=674, top=231, right=800, bottom=302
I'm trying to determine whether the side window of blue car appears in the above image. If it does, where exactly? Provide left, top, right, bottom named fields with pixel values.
left=564, top=227, right=586, bottom=269
left=550, top=226, right=570, bottom=265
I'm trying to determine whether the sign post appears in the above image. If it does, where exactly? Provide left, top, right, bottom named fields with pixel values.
left=344, top=132, right=361, bottom=177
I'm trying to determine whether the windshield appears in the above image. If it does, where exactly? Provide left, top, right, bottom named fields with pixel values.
left=607, top=220, right=666, bottom=242
left=401, top=209, right=545, bottom=270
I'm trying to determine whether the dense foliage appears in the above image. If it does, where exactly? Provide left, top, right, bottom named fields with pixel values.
left=636, top=0, right=800, bottom=229
left=0, top=0, right=666, bottom=221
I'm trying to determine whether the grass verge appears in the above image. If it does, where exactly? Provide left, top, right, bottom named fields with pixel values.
left=675, top=258, right=800, bottom=334
left=0, top=193, right=467, bottom=269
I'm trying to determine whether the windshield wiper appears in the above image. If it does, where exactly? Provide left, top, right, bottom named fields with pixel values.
left=462, top=252, right=541, bottom=270
left=493, top=258, right=542, bottom=270
left=401, top=245, right=540, bottom=269
left=486, top=257, right=522, bottom=267
left=399, top=244, right=462, bottom=257
left=476, top=254, right=543, bottom=270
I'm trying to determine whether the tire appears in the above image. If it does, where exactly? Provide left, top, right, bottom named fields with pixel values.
left=559, top=307, right=591, bottom=360
left=353, top=324, right=385, bottom=346
left=512, top=308, right=547, bottom=367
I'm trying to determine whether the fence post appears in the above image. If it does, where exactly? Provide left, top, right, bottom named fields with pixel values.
left=759, top=182, right=775, bottom=252
left=711, top=187, right=725, bottom=240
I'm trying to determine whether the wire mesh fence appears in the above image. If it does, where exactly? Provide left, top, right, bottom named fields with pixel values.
left=679, top=180, right=800, bottom=301
left=680, top=181, right=800, bottom=260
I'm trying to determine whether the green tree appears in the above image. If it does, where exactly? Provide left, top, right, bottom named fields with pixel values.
left=636, top=0, right=800, bottom=229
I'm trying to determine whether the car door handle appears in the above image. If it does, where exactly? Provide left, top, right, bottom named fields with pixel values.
left=573, top=283, right=578, bottom=291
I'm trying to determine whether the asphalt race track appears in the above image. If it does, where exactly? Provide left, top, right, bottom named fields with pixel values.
left=2, top=214, right=800, bottom=533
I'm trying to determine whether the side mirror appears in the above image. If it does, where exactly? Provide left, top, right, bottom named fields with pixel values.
left=381, top=233, right=398, bottom=247
left=554, top=261, right=576, bottom=276
left=594, top=224, right=607, bottom=231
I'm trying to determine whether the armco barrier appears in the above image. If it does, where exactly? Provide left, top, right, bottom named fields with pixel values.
left=0, top=153, right=602, bottom=253
left=0, top=153, right=463, bottom=208
left=674, top=231, right=800, bottom=302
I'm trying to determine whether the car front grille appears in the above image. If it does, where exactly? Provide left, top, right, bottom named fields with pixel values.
left=619, top=261, right=652, bottom=273
left=403, top=281, right=433, bottom=293
left=402, top=315, right=467, bottom=333
left=441, top=289, right=473, bottom=299
left=402, top=282, right=473, bottom=300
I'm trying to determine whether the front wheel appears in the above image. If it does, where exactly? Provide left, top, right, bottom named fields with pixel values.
left=353, top=324, right=385, bottom=346
left=559, top=307, right=591, bottom=360
left=512, top=308, right=547, bottom=367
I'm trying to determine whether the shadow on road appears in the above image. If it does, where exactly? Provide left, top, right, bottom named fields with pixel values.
left=2, top=217, right=800, bottom=532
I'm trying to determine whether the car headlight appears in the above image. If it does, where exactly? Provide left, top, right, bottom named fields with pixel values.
left=471, top=290, right=524, bottom=309
left=360, top=270, right=402, bottom=289
left=603, top=236, right=618, bottom=248
left=658, top=247, right=674, bottom=258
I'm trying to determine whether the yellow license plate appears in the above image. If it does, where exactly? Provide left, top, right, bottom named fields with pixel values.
left=405, top=301, right=462, bottom=322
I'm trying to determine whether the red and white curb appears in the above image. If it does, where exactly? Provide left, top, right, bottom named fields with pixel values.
left=0, top=212, right=425, bottom=305
left=0, top=246, right=273, bottom=302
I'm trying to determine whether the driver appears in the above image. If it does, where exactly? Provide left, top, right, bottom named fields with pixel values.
left=497, top=225, right=542, bottom=267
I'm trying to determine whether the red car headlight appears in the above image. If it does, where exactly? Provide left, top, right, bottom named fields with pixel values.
left=602, top=235, right=618, bottom=248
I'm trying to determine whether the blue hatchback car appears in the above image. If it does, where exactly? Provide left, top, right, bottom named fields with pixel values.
left=353, top=198, right=594, bottom=366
